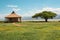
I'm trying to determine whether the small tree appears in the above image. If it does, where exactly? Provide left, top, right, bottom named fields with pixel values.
left=32, top=11, right=57, bottom=22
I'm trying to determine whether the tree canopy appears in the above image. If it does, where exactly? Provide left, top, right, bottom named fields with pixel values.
left=32, top=11, right=57, bottom=22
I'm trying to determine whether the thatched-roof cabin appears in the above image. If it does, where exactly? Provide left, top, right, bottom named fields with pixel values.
left=5, top=11, right=22, bottom=22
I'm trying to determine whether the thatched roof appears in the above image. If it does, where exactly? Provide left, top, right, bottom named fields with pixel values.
left=5, top=11, right=21, bottom=18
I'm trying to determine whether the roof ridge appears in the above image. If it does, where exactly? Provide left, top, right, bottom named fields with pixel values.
left=5, top=11, right=21, bottom=18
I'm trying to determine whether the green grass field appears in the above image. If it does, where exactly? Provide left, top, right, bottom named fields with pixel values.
left=0, top=22, right=60, bottom=40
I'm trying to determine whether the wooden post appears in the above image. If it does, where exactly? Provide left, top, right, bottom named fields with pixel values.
left=20, top=17, right=21, bottom=23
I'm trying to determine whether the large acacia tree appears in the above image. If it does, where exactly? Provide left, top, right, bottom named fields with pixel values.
left=32, top=11, right=57, bottom=22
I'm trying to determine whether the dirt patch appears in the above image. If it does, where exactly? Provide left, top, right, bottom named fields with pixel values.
left=12, top=23, right=22, bottom=26
left=12, top=23, right=26, bottom=26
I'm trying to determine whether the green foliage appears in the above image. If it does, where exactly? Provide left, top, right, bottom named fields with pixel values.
left=38, top=11, right=57, bottom=19
left=32, top=11, right=57, bottom=22
left=32, top=11, right=57, bottom=19
left=32, top=13, right=39, bottom=18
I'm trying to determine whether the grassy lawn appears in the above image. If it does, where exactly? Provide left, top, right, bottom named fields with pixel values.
left=0, top=22, right=60, bottom=40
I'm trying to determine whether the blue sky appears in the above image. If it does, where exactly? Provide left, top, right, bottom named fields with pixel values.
left=0, top=0, right=60, bottom=18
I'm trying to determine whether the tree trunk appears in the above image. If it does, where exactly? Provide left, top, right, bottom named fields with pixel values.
left=45, top=18, right=48, bottom=22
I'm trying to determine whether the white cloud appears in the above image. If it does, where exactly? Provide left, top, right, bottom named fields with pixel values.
left=41, top=7, right=60, bottom=14
left=7, top=5, right=21, bottom=11
left=7, top=5, right=18, bottom=8
left=22, top=7, right=60, bottom=17
left=21, top=8, right=41, bottom=17
left=1, top=7, right=60, bottom=18
left=0, top=14, right=7, bottom=19
left=12, top=8, right=21, bottom=11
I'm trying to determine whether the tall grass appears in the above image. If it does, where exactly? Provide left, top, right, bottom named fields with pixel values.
left=0, top=22, right=60, bottom=40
